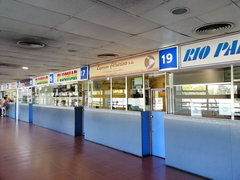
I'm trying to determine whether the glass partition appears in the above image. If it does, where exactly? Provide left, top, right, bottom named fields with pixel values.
left=90, top=79, right=111, bottom=109
left=112, top=77, right=126, bottom=110
left=18, top=87, right=32, bottom=104
left=127, top=75, right=144, bottom=111
left=172, top=67, right=231, bottom=119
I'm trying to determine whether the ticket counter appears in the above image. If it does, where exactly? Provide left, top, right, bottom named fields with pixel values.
left=33, top=105, right=83, bottom=136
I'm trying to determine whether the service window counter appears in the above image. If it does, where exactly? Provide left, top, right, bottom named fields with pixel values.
left=165, top=67, right=240, bottom=179
left=32, top=105, right=83, bottom=136
left=84, top=108, right=150, bottom=157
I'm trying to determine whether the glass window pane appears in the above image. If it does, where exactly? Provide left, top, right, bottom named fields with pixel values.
left=127, top=75, right=144, bottom=111
left=90, top=79, right=111, bottom=109
left=112, top=77, right=126, bottom=110
left=173, top=67, right=231, bottom=119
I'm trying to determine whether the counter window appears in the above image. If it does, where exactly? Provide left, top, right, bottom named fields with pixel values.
left=112, top=77, right=126, bottom=110
left=127, top=75, right=144, bottom=111
left=90, top=79, right=111, bottom=109
left=172, top=68, right=231, bottom=119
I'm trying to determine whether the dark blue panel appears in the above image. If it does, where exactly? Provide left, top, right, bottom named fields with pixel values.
left=29, top=104, right=33, bottom=123
left=141, top=111, right=150, bottom=156
left=152, top=112, right=165, bottom=158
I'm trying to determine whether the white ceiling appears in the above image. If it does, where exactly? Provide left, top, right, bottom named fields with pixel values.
left=0, top=0, right=240, bottom=83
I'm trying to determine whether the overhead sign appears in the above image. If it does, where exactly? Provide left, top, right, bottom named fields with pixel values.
left=159, top=46, right=178, bottom=71
left=80, top=66, right=89, bottom=80
left=35, top=75, right=49, bottom=86
left=181, top=33, right=240, bottom=68
left=55, top=69, right=79, bottom=83
left=90, top=52, right=159, bottom=79
left=49, top=73, right=54, bottom=84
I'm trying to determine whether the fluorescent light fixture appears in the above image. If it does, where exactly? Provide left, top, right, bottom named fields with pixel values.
left=22, top=66, right=29, bottom=70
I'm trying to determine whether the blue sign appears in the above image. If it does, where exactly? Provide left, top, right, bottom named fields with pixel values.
left=80, top=66, right=88, bottom=80
left=159, top=46, right=178, bottom=70
left=49, top=73, right=54, bottom=84
left=29, top=78, right=33, bottom=86
left=17, top=81, right=21, bottom=88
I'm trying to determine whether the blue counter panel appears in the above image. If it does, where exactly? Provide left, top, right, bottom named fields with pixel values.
left=32, top=105, right=82, bottom=136
left=84, top=108, right=150, bottom=157
left=165, top=115, right=236, bottom=180
left=152, top=111, right=165, bottom=158
left=7, top=103, right=16, bottom=119
left=18, top=104, right=31, bottom=123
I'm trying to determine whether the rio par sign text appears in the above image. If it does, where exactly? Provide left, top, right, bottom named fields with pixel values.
left=181, top=33, right=240, bottom=68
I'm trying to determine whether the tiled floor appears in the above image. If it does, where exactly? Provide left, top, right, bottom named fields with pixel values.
left=0, top=117, right=206, bottom=180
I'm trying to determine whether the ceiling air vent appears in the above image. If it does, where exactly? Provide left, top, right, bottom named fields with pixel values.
left=97, top=53, right=118, bottom=58
left=17, top=40, right=46, bottom=49
left=194, top=22, right=234, bottom=35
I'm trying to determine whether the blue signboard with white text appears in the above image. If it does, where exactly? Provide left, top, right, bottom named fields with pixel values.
left=80, top=66, right=89, bottom=80
left=159, top=46, right=178, bottom=71
left=49, top=73, right=54, bottom=84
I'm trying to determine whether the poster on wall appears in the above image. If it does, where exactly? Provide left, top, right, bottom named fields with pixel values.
left=90, top=52, right=159, bottom=79
left=181, top=33, right=240, bottom=68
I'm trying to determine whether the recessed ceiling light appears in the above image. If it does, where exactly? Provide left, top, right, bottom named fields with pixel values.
left=171, top=7, right=189, bottom=15
left=97, top=53, right=119, bottom=58
left=17, top=40, right=46, bottom=49
left=22, top=66, right=29, bottom=70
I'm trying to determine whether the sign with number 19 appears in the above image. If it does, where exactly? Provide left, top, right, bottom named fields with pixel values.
left=159, top=46, right=178, bottom=71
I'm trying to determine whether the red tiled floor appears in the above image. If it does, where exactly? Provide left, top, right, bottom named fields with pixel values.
left=0, top=117, right=207, bottom=180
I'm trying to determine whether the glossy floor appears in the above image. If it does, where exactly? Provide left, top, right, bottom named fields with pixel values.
left=0, top=117, right=206, bottom=180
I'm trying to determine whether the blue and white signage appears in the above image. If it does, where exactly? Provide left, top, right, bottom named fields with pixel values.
left=80, top=66, right=89, bottom=80
left=29, top=78, right=34, bottom=87
left=159, top=46, right=178, bottom=71
left=49, top=73, right=54, bottom=84
left=181, top=33, right=240, bottom=68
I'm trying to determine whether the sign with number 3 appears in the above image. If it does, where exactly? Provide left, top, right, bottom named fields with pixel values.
left=159, top=46, right=178, bottom=71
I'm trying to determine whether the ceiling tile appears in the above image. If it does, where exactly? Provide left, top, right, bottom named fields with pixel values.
left=0, top=17, right=50, bottom=36
left=118, top=36, right=163, bottom=50
left=15, top=0, right=96, bottom=16
left=139, top=27, right=194, bottom=46
left=165, top=17, right=206, bottom=38
left=57, top=18, right=131, bottom=41
left=198, top=3, right=240, bottom=23
left=96, top=0, right=168, bottom=15
left=0, top=0, right=70, bottom=28
left=141, top=0, right=230, bottom=25
left=75, top=2, right=160, bottom=34
left=100, top=43, right=145, bottom=54
left=43, top=30, right=111, bottom=48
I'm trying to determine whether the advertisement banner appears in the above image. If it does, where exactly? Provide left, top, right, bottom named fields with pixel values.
left=90, top=52, right=159, bottom=79
left=181, top=33, right=240, bottom=68
left=55, top=69, right=79, bottom=83
left=35, top=75, right=49, bottom=86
